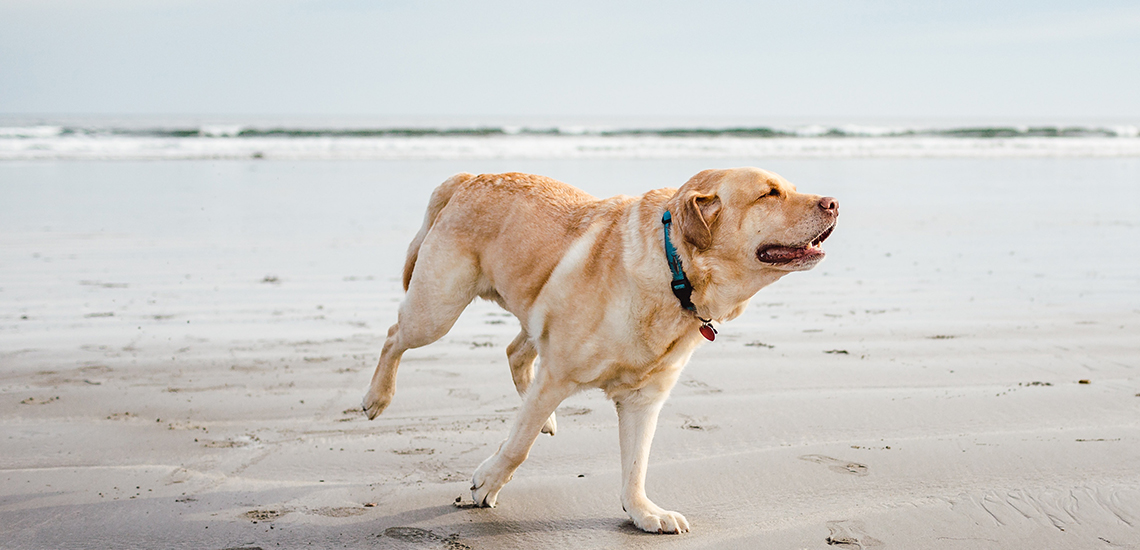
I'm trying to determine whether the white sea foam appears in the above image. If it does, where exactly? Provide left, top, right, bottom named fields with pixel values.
left=794, top=125, right=829, bottom=137
left=2, top=134, right=1139, bottom=160
left=0, top=126, right=64, bottom=138
left=2, top=119, right=1140, bottom=160
left=199, top=125, right=245, bottom=137
left=836, top=124, right=907, bottom=137
left=1114, top=125, right=1140, bottom=138
left=557, top=125, right=592, bottom=135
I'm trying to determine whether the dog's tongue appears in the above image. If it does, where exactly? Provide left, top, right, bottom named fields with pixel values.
left=757, top=245, right=809, bottom=263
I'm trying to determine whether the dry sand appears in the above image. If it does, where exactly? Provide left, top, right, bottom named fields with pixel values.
left=2, top=159, right=1138, bottom=549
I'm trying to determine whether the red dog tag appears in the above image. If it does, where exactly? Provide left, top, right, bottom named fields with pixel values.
left=699, top=324, right=716, bottom=341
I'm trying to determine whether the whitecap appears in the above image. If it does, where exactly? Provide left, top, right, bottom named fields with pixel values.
left=837, top=124, right=905, bottom=137
left=556, top=125, right=591, bottom=135
left=1112, top=125, right=1139, bottom=138
left=794, top=125, right=829, bottom=137
left=0, top=126, right=64, bottom=138
left=199, top=125, right=244, bottom=138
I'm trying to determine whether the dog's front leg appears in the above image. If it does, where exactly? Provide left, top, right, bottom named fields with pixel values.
left=471, top=373, right=575, bottom=507
left=616, top=389, right=690, bottom=534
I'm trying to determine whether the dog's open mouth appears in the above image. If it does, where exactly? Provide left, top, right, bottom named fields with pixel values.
left=756, top=224, right=835, bottom=265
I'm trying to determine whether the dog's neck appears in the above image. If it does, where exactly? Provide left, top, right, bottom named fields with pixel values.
left=662, top=210, right=717, bottom=341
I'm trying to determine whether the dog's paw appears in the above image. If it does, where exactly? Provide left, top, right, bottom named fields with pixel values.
left=361, top=389, right=392, bottom=420
left=626, top=503, right=690, bottom=534
left=541, top=412, right=557, bottom=436
left=470, top=454, right=512, bottom=507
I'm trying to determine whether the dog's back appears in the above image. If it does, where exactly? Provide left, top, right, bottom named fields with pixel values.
left=402, top=172, right=607, bottom=314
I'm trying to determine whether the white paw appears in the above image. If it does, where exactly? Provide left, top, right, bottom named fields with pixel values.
left=361, top=388, right=392, bottom=420
left=470, top=454, right=512, bottom=507
left=541, top=412, right=557, bottom=435
left=626, top=502, right=690, bottom=534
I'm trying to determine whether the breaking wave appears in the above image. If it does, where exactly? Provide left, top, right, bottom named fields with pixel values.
left=2, top=122, right=1139, bottom=160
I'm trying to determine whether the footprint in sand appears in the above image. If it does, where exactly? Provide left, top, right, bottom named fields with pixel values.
left=558, top=406, right=591, bottom=416
left=384, top=527, right=470, bottom=549
left=825, top=519, right=881, bottom=548
left=679, top=378, right=723, bottom=394
left=799, top=454, right=869, bottom=476
left=447, top=388, right=479, bottom=401
left=309, top=506, right=367, bottom=518
left=392, top=447, right=435, bottom=456
left=681, top=416, right=718, bottom=431
left=244, top=509, right=287, bottom=521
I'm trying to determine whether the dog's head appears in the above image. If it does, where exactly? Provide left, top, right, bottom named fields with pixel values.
left=668, top=167, right=838, bottom=276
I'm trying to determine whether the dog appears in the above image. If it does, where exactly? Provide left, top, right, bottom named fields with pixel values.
left=363, top=167, right=838, bottom=533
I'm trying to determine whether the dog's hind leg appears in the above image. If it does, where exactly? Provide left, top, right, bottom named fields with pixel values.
left=363, top=238, right=480, bottom=419
left=506, top=331, right=556, bottom=435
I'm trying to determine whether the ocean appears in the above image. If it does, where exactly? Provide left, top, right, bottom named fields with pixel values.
left=2, top=116, right=1139, bottom=160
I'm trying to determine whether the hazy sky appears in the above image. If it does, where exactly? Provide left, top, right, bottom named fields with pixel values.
left=1, top=0, right=1138, bottom=119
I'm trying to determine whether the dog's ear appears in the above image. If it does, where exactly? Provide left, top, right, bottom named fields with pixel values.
left=676, top=189, right=722, bottom=251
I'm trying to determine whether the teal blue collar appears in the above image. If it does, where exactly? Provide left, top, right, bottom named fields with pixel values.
left=662, top=210, right=717, bottom=340
left=661, top=210, right=696, bottom=312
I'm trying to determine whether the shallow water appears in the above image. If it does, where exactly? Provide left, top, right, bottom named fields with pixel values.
left=3, top=157, right=1137, bottom=321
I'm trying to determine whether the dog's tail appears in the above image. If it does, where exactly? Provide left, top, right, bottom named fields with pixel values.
left=402, top=172, right=476, bottom=291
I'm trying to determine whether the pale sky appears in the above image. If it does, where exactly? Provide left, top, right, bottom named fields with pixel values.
left=1, top=0, right=1138, bottom=119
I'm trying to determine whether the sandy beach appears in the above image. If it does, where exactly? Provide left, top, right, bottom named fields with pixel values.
left=2, top=157, right=1138, bottom=549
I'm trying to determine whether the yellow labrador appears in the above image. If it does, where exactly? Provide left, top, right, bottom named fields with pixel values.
left=363, top=167, right=838, bottom=533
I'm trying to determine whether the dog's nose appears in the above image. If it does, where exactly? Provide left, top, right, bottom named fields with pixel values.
left=819, top=196, right=839, bottom=213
